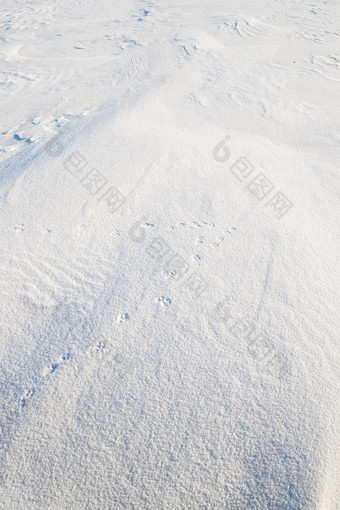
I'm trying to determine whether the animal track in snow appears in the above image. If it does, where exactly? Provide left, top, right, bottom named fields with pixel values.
left=170, top=220, right=215, bottom=230
left=87, top=336, right=117, bottom=360
left=157, top=296, right=172, bottom=307
left=42, top=352, right=71, bottom=376
left=13, top=223, right=24, bottom=232
left=169, top=221, right=236, bottom=253
left=116, top=312, right=130, bottom=324
left=13, top=133, right=33, bottom=144
left=20, top=388, right=35, bottom=409
left=193, top=227, right=237, bottom=250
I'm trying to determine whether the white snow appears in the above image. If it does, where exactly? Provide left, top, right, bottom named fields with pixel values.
left=0, top=0, right=339, bottom=508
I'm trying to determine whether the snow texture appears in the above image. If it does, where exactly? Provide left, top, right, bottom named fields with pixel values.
left=0, top=0, right=339, bottom=508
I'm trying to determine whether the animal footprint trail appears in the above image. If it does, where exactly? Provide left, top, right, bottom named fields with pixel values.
left=116, top=312, right=130, bottom=324
left=20, top=388, right=35, bottom=409
left=157, top=296, right=172, bottom=307
left=41, top=352, right=71, bottom=377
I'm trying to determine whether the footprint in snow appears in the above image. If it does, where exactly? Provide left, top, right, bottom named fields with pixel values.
left=158, top=296, right=172, bottom=307
left=20, top=388, right=35, bottom=408
left=116, top=312, right=130, bottom=324
left=42, top=352, right=71, bottom=376
left=87, top=338, right=116, bottom=360
left=13, top=224, right=24, bottom=232
left=14, top=134, right=33, bottom=144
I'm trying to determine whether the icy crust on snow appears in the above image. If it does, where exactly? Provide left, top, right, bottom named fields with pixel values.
left=0, top=0, right=339, bottom=508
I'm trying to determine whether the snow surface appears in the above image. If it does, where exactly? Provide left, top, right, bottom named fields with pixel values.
left=0, top=0, right=339, bottom=508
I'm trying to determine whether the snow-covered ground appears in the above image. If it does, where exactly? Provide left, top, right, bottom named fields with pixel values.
left=0, top=0, right=339, bottom=508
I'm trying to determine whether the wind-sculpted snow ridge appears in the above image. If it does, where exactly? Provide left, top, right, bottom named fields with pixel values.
left=0, top=0, right=339, bottom=508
